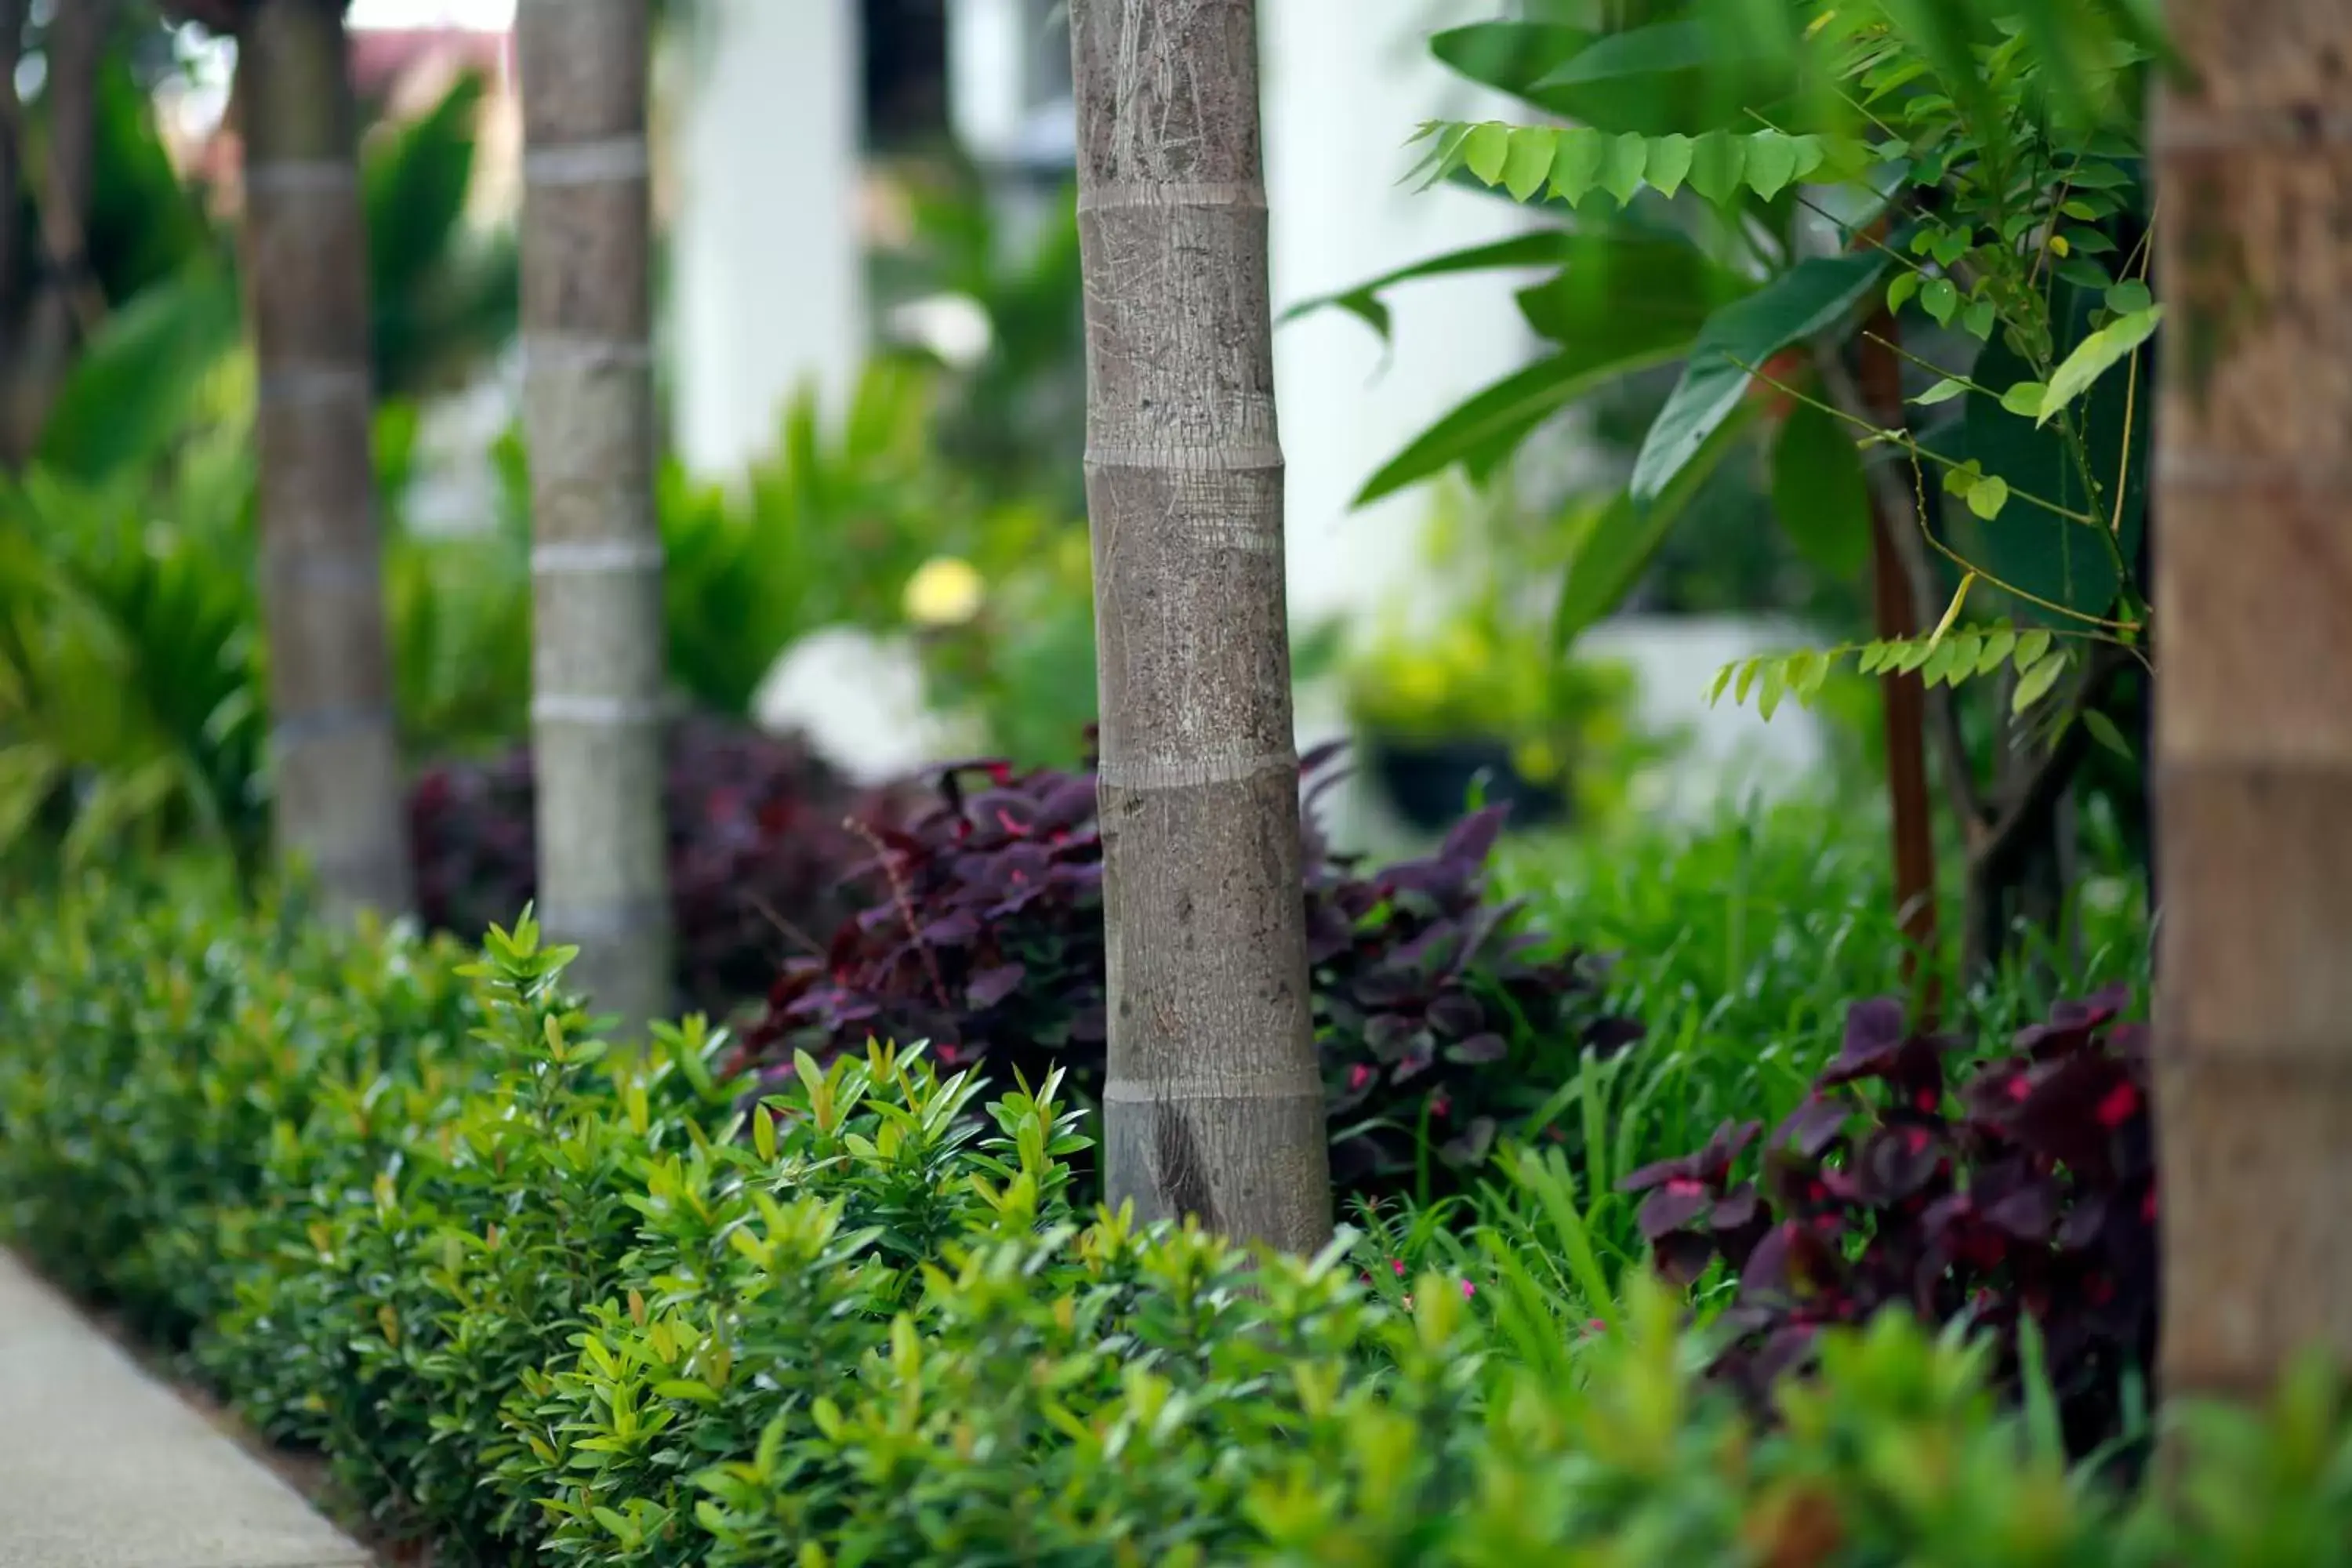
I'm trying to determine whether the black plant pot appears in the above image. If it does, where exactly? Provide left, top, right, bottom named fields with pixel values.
left=1366, top=734, right=1570, bottom=836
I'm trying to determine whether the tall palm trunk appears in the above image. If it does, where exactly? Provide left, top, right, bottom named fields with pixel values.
left=514, top=0, right=673, bottom=1032
left=1069, top=0, right=1331, bottom=1252
left=2154, top=0, right=2352, bottom=1403
left=237, top=0, right=412, bottom=920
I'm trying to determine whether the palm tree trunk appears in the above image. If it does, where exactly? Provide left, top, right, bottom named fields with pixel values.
left=1069, top=0, right=1331, bottom=1252
left=514, top=0, right=673, bottom=1032
left=2154, top=0, right=2352, bottom=1403
left=237, top=0, right=412, bottom=920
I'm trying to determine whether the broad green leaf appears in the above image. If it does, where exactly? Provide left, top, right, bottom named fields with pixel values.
left=1526, top=19, right=1801, bottom=138
left=1464, top=123, right=1512, bottom=185
left=2037, top=305, right=2162, bottom=427
left=1631, top=251, right=1889, bottom=506
left=1357, top=336, right=1685, bottom=506
left=1962, top=293, right=2149, bottom=619
left=1770, top=398, right=1871, bottom=579
left=2001, top=381, right=2048, bottom=419
left=1646, top=133, right=1694, bottom=198
left=1600, top=132, right=1650, bottom=206
left=38, top=261, right=243, bottom=484
left=1428, top=22, right=1598, bottom=117
left=1549, top=128, right=1609, bottom=203
left=1502, top=127, right=1558, bottom=201
left=1514, top=230, right=1749, bottom=347
left=1555, top=408, right=1754, bottom=650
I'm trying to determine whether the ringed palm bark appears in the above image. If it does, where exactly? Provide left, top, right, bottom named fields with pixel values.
left=172, top=0, right=412, bottom=920
left=513, top=0, right=674, bottom=1032
left=1068, top=0, right=1331, bottom=1252
left=2153, top=0, right=2352, bottom=1403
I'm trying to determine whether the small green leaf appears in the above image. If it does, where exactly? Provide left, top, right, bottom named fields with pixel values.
left=1502, top=127, right=1558, bottom=201
left=1927, top=572, right=1974, bottom=648
left=2083, top=708, right=2134, bottom=760
left=1734, top=657, right=1761, bottom=706
left=2015, top=628, right=2053, bottom=670
left=1464, top=122, right=1511, bottom=184
left=1886, top=272, right=1922, bottom=314
left=2013, top=648, right=2069, bottom=713
left=1978, top=626, right=2016, bottom=674
left=1758, top=659, right=1788, bottom=720
left=1744, top=129, right=1800, bottom=200
left=1787, top=134, right=1827, bottom=183
left=1914, top=377, right=1969, bottom=406
left=2104, top=280, right=2153, bottom=316
left=1646, top=132, right=1694, bottom=198
left=1601, top=132, right=1650, bottom=205
left=2038, top=306, right=2163, bottom=428
left=1963, top=299, right=1998, bottom=341
left=1686, top=128, right=1748, bottom=205
left=2000, top=381, right=2047, bottom=419
left=1966, top=474, right=2010, bottom=520
left=1921, top=277, right=1959, bottom=325
left=1708, top=662, right=1737, bottom=706
left=1549, top=127, right=1608, bottom=203
left=1921, top=638, right=1962, bottom=688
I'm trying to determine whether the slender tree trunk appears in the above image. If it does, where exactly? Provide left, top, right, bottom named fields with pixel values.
left=1858, top=317, right=1941, bottom=1017
left=1069, top=0, right=1331, bottom=1252
left=238, top=0, right=412, bottom=920
left=514, top=0, right=673, bottom=1032
left=0, top=0, right=109, bottom=462
left=2154, top=0, right=2352, bottom=1404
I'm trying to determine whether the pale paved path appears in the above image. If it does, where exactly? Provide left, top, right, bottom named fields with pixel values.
left=0, top=1250, right=370, bottom=1568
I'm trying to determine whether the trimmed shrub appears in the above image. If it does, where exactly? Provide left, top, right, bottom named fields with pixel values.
left=732, top=744, right=1643, bottom=1200
left=0, top=885, right=2345, bottom=1567
left=408, top=717, right=917, bottom=1016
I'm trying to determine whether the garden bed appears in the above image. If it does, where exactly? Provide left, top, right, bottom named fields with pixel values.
left=0, top=835, right=2338, bottom=1565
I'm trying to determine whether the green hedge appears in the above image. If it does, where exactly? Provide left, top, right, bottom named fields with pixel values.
left=0, top=882, right=2344, bottom=1566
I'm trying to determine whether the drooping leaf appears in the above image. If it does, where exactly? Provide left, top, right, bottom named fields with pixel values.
left=1631, top=252, right=1889, bottom=505
left=1428, top=22, right=1598, bottom=116
left=2037, top=306, right=2162, bottom=427
left=1279, top=233, right=1586, bottom=345
left=1527, top=18, right=1802, bottom=138
left=1555, top=408, right=1755, bottom=650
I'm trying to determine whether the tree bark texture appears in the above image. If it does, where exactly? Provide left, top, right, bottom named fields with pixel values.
left=1069, top=0, right=1332, bottom=1254
left=0, top=0, right=109, bottom=463
left=2153, top=0, right=2352, bottom=1404
left=1858, top=316, right=1941, bottom=1014
left=515, top=0, right=674, bottom=1033
left=238, top=0, right=413, bottom=920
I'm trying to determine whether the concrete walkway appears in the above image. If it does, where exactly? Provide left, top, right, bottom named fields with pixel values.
left=0, top=1251, right=371, bottom=1568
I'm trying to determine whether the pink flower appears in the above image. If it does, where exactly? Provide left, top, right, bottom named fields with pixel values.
left=1461, top=1279, right=1476, bottom=1299
left=1348, top=1063, right=1372, bottom=1091
left=1392, top=1258, right=1407, bottom=1276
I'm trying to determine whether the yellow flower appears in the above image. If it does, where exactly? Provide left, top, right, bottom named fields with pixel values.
left=1512, top=738, right=1560, bottom=784
left=902, top=556, right=985, bottom=626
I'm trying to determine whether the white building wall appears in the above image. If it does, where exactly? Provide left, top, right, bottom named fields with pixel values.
left=667, top=0, right=866, bottom=478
